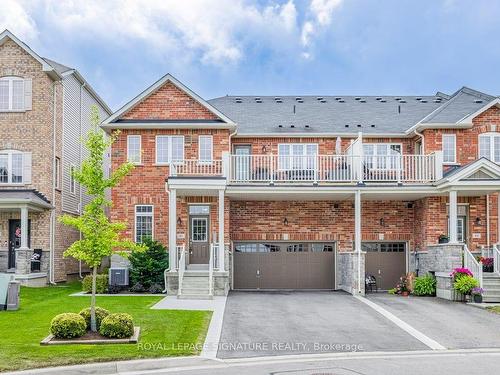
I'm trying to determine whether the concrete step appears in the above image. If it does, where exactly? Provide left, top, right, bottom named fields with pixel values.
left=181, top=287, right=210, bottom=294
left=187, top=264, right=209, bottom=271
left=178, top=294, right=213, bottom=300
left=182, top=280, right=210, bottom=287
left=482, top=296, right=500, bottom=303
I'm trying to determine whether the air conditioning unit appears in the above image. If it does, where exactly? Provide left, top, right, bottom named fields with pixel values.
left=109, top=268, right=129, bottom=286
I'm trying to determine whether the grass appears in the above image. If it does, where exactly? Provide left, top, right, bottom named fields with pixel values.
left=487, top=306, right=500, bottom=314
left=0, top=282, right=212, bottom=372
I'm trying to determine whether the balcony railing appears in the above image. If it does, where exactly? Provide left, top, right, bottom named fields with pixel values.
left=229, top=153, right=439, bottom=184
left=169, top=159, right=223, bottom=176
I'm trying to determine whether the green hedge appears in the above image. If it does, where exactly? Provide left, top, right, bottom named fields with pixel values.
left=413, top=274, right=436, bottom=296
left=82, top=274, right=108, bottom=294
left=50, top=313, right=86, bottom=339
left=79, top=306, right=110, bottom=330
left=99, top=313, right=134, bottom=339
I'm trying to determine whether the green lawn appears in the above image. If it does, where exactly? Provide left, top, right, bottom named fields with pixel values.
left=0, top=282, right=212, bottom=372
left=487, top=306, right=500, bottom=314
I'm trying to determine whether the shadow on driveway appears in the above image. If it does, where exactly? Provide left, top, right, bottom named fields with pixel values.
left=217, top=291, right=427, bottom=359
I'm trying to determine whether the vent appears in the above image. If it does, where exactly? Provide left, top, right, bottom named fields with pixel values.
left=475, top=100, right=483, bottom=103
left=320, top=99, right=327, bottom=103
left=421, top=100, right=428, bottom=103
left=278, top=125, right=283, bottom=128
left=360, top=99, right=366, bottom=103
left=335, top=97, right=342, bottom=101
left=317, top=97, right=324, bottom=101
left=305, top=125, right=310, bottom=128
left=339, top=99, right=345, bottom=103
left=274, top=97, right=282, bottom=103
left=109, top=268, right=129, bottom=286
left=371, top=124, right=376, bottom=128
left=380, top=99, right=387, bottom=103
left=255, top=97, right=262, bottom=103
left=290, top=125, right=295, bottom=128
left=355, top=97, right=361, bottom=101
left=297, top=99, right=304, bottom=103
left=235, top=98, right=242, bottom=103
left=345, top=124, right=349, bottom=128
left=416, top=97, right=422, bottom=101
left=433, top=99, right=441, bottom=103
left=399, top=100, right=407, bottom=103
left=357, top=124, right=362, bottom=128
left=376, top=97, right=382, bottom=101
left=395, top=97, right=401, bottom=101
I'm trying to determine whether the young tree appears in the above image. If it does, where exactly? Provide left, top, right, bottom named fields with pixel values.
left=59, top=106, right=143, bottom=332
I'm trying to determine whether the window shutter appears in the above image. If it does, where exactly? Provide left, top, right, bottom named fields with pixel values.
left=22, top=152, right=32, bottom=184
left=24, top=79, right=32, bottom=110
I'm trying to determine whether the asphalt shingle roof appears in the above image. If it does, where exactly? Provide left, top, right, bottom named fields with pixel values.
left=42, top=58, right=73, bottom=75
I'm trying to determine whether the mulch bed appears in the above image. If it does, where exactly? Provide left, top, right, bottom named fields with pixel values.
left=40, top=327, right=140, bottom=345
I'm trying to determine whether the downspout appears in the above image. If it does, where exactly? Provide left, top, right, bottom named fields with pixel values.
left=49, top=82, right=57, bottom=284
left=414, top=129, right=425, bottom=154
left=78, top=82, right=86, bottom=278
left=487, top=194, right=490, bottom=248
left=163, top=182, right=171, bottom=293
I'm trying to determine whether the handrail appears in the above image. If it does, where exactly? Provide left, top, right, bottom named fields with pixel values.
left=464, top=244, right=483, bottom=288
left=177, top=246, right=186, bottom=297
left=493, top=244, right=500, bottom=274
left=169, top=159, right=223, bottom=176
left=162, top=245, right=183, bottom=293
left=208, top=244, right=214, bottom=297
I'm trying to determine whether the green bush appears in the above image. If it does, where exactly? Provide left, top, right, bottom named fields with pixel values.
left=79, top=306, right=110, bottom=330
left=99, top=313, right=134, bottom=338
left=413, top=274, right=436, bottom=296
left=129, top=238, right=168, bottom=289
left=50, top=313, right=87, bottom=339
left=82, top=274, right=109, bottom=294
left=454, top=275, right=479, bottom=295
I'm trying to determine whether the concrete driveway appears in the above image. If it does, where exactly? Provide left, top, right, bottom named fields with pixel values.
left=217, top=291, right=427, bottom=358
left=367, top=293, right=500, bottom=349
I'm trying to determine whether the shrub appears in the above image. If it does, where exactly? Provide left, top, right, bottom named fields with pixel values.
left=107, top=284, right=122, bottom=294
left=451, top=268, right=473, bottom=281
left=412, top=274, right=436, bottom=296
left=454, top=275, right=479, bottom=295
left=129, top=238, right=168, bottom=289
left=82, top=274, right=109, bottom=294
left=79, top=306, right=110, bottom=330
left=50, top=313, right=87, bottom=339
left=130, top=282, right=146, bottom=293
left=148, top=283, right=164, bottom=294
left=100, top=313, right=134, bottom=338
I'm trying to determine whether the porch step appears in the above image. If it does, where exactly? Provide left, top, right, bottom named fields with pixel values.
left=178, top=293, right=213, bottom=300
left=178, top=272, right=212, bottom=300
left=187, top=264, right=209, bottom=271
left=481, top=273, right=500, bottom=302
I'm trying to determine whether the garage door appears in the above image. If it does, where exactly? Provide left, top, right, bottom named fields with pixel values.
left=233, top=242, right=335, bottom=290
left=363, top=242, right=406, bottom=290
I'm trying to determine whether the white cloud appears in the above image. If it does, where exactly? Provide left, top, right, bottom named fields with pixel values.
left=301, top=0, right=342, bottom=50
left=0, top=0, right=38, bottom=41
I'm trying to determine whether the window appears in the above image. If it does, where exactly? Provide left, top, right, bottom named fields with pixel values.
left=55, top=157, right=61, bottom=189
left=278, top=143, right=318, bottom=170
left=127, top=135, right=141, bottom=164
left=198, top=135, right=213, bottom=163
left=155, top=136, right=184, bottom=164
left=479, top=133, right=500, bottom=163
left=70, top=164, right=76, bottom=194
left=191, top=218, right=208, bottom=242
left=362, top=143, right=401, bottom=169
left=0, top=151, right=23, bottom=184
left=135, top=205, right=153, bottom=243
left=442, top=134, right=456, bottom=163
left=0, top=77, right=24, bottom=111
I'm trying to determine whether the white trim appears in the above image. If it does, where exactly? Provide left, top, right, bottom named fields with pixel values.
left=478, top=132, right=500, bottom=162
left=0, top=150, right=24, bottom=185
left=0, top=76, right=25, bottom=112
left=191, top=217, right=208, bottom=242
left=437, top=158, right=500, bottom=186
left=441, top=134, right=456, bottom=164
left=134, top=204, right=154, bottom=243
left=155, top=135, right=185, bottom=164
left=127, top=135, right=141, bottom=164
left=198, top=135, right=214, bottom=164
left=102, top=73, right=235, bottom=125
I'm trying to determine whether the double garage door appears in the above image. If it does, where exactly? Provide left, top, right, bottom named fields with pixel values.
left=233, top=242, right=335, bottom=290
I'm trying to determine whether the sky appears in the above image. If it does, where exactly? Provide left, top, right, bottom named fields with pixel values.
left=2, top=0, right=500, bottom=111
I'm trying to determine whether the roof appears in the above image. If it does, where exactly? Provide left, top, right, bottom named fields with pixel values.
left=208, top=87, right=498, bottom=136
left=0, top=189, right=52, bottom=209
left=42, top=58, right=73, bottom=75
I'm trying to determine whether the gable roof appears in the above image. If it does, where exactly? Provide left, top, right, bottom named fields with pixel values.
left=103, top=73, right=235, bottom=127
left=437, top=158, right=500, bottom=189
left=0, top=29, right=61, bottom=80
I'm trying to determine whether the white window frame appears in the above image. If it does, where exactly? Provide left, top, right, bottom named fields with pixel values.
left=478, top=132, right=500, bottom=163
left=362, top=143, right=402, bottom=170
left=155, top=135, right=185, bottom=165
left=278, top=143, right=318, bottom=170
left=442, top=134, right=457, bottom=164
left=70, top=164, right=76, bottom=195
left=0, top=150, right=23, bottom=184
left=127, top=135, right=142, bottom=164
left=55, top=157, right=61, bottom=189
left=0, top=76, right=24, bottom=112
left=198, top=135, right=213, bottom=165
left=135, top=205, right=154, bottom=243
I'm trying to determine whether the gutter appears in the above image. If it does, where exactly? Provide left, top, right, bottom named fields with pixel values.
left=49, top=81, right=57, bottom=285
left=78, top=81, right=86, bottom=279
left=163, top=182, right=171, bottom=293
left=414, top=129, right=425, bottom=154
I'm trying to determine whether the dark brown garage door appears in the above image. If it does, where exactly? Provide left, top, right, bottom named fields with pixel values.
left=364, top=242, right=406, bottom=290
left=233, top=242, right=335, bottom=290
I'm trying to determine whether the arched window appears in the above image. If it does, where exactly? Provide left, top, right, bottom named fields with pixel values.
left=479, top=133, right=500, bottom=163
left=0, top=76, right=25, bottom=111
left=0, top=150, right=24, bottom=184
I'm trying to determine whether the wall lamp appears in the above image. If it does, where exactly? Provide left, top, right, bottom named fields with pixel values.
left=283, top=217, right=289, bottom=226
left=380, top=218, right=385, bottom=227
left=177, top=217, right=182, bottom=226
left=475, top=217, right=482, bottom=226
left=262, top=145, right=267, bottom=153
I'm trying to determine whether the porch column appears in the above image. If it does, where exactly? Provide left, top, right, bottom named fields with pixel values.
left=218, top=189, right=225, bottom=271
left=354, top=190, right=361, bottom=252
left=449, top=190, right=458, bottom=244
left=168, top=188, right=177, bottom=269
left=20, top=206, right=29, bottom=249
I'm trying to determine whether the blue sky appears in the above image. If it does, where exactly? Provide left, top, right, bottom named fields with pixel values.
left=2, top=0, right=500, bottom=110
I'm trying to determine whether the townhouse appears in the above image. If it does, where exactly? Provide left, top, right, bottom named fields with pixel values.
left=0, top=30, right=111, bottom=285
left=102, top=73, right=500, bottom=298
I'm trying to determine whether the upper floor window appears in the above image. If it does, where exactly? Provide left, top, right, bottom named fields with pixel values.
left=442, top=134, right=456, bottom=164
left=363, top=143, right=401, bottom=170
left=278, top=143, right=318, bottom=170
left=0, top=151, right=24, bottom=184
left=127, top=135, right=141, bottom=164
left=156, top=136, right=184, bottom=164
left=198, top=135, right=213, bottom=164
left=0, top=77, right=31, bottom=112
left=479, top=133, right=500, bottom=163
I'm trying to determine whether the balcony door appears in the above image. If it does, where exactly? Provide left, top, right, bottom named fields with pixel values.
left=233, top=145, right=251, bottom=181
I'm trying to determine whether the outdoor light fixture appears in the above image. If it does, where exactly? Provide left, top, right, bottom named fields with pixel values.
left=262, top=145, right=267, bottom=153
left=380, top=218, right=385, bottom=227
left=283, top=217, right=289, bottom=226
left=177, top=217, right=182, bottom=226
left=475, top=217, right=482, bottom=226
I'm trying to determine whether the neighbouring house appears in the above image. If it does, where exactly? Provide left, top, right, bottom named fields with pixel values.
left=0, top=30, right=112, bottom=286
left=102, top=73, right=500, bottom=299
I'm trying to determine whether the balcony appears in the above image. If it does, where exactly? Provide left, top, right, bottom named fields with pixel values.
left=168, top=152, right=443, bottom=185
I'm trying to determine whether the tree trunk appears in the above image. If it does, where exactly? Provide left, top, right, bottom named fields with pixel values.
left=90, top=265, right=98, bottom=332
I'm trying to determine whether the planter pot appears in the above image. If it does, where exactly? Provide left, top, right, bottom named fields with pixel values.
left=473, top=294, right=483, bottom=303
left=452, top=290, right=465, bottom=302
left=483, top=265, right=494, bottom=273
left=438, top=237, right=449, bottom=244
left=401, top=291, right=409, bottom=297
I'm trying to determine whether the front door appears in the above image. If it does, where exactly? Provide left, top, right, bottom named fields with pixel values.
left=189, top=216, right=209, bottom=264
left=8, top=219, right=31, bottom=269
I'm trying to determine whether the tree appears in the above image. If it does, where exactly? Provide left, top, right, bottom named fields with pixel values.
left=59, top=106, right=143, bottom=332
left=129, top=238, right=169, bottom=289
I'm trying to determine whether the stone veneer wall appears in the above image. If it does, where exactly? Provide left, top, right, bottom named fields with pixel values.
left=336, top=251, right=365, bottom=296
left=414, top=244, right=463, bottom=276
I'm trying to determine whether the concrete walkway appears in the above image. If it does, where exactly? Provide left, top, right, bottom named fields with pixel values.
left=151, top=296, right=227, bottom=359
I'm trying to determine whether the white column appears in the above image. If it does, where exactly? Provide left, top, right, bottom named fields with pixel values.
left=218, top=189, right=225, bottom=271
left=449, top=190, right=458, bottom=243
left=354, top=190, right=362, bottom=252
left=20, top=206, right=29, bottom=249
left=168, top=189, right=177, bottom=270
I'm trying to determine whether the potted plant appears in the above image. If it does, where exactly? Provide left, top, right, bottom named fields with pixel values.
left=471, top=287, right=484, bottom=303
left=479, top=257, right=494, bottom=273
left=438, top=234, right=449, bottom=244
left=450, top=268, right=474, bottom=302
left=396, top=275, right=409, bottom=296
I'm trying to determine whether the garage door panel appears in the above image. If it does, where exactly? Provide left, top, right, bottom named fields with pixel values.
left=259, top=252, right=287, bottom=289
left=364, top=242, right=406, bottom=291
left=234, top=253, right=259, bottom=289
